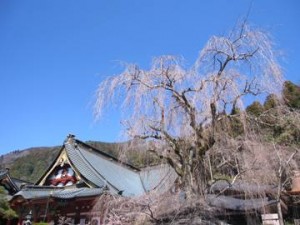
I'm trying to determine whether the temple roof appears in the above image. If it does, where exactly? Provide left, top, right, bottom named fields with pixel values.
left=11, top=134, right=177, bottom=202
left=64, top=142, right=107, bottom=189
left=0, top=169, right=8, bottom=179
left=69, top=142, right=145, bottom=196
left=12, top=185, right=104, bottom=200
left=206, top=180, right=279, bottom=213
left=0, top=169, right=20, bottom=195
left=206, top=194, right=277, bottom=212
left=62, top=136, right=176, bottom=196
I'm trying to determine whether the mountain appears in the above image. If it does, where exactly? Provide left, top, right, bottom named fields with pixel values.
left=0, top=140, right=159, bottom=183
left=0, top=146, right=61, bottom=183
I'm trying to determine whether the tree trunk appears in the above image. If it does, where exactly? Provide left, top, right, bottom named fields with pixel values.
left=181, top=156, right=208, bottom=200
left=277, top=200, right=284, bottom=225
left=277, top=176, right=284, bottom=225
left=183, top=161, right=194, bottom=200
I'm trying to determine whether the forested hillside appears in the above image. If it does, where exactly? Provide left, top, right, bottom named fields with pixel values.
left=1, top=146, right=61, bottom=183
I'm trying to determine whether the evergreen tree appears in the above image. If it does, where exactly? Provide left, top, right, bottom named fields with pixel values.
left=246, top=101, right=264, bottom=117
left=283, top=81, right=300, bottom=109
left=264, top=94, right=280, bottom=110
left=0, top=186, right=18, bottom=221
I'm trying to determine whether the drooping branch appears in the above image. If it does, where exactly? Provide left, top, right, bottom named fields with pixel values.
left=94, top=22, right=284, bottom=195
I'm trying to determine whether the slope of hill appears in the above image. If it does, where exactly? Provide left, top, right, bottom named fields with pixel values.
left=0, top=146, right=61, bottom=183
left=0, top=140, right=159, bottom=183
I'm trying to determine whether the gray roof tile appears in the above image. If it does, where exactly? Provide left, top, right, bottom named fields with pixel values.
left=65, top=139, right=177, bottom=196
left=76, top=145, right=145, bottom=196
left=206, top=194, right=277, bottom=211
left=13, top=186, right=104, bottom=200
left=139, top=164, right=177, bottom=193
left=65, top=143, right=107, bottom=188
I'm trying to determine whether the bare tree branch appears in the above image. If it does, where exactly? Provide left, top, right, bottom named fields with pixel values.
left=94, top=21, right=284, bottom=197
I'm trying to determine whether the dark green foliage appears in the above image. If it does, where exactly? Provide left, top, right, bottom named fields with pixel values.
left=264, top=94, right=280, bottom=110
left=9, top=147, right=61, bottom=183
left=228, top=117, right=244, bottom=138
left=215, top=113, right=244, bottom=138
left=251, top=85, right=300, bottom=146
left=272, top=112, right=300, bottom=146
left=86, top=141, right=120, bottom=159
left=125, top=150, right=161, bottom=168
left=0, top=186, right=18, bottom=220
left=283, top=81, right=300, bottom=109
left=87, top=141, right=161, bottom=168
left=231, top=106, right=241, bottom=115
left=246, top=101, right=264, bottom=117
left=248, top=102, right=300, bottom=147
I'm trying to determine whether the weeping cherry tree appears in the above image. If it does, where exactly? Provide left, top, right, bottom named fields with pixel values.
left=94, top=22, right=283, bottom=197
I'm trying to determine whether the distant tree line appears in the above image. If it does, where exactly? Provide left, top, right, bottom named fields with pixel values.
left=246, top=80, right=300, bottom=145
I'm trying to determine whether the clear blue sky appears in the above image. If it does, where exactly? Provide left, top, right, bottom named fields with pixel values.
left=0, top=0, right=299, bottom=154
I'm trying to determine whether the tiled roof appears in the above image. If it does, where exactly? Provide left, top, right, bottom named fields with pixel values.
left=65, top=142, right=107, bottom=188
left=207, top=180, right=278, bottom=212
left=13, top=186, right=104, bottom=200
left=12, top=135, right=177, bottom=202
left=206, top=194, right=277, bottom=211
left=139, top=164, right=177, bottom=193
left=65, top=139, right=177, bottom=197
left=0, top=169, right=20, bottom=195
left=11, top=178, right=32, bottom=189
left=0, top=169, right=8, bottom=179
left=75, top=144, right=145, bottom=196
left=53, top=188, right=103, bottom=199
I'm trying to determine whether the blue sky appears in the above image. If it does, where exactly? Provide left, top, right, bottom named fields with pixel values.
left=0, top=0, right=299, bottom=154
